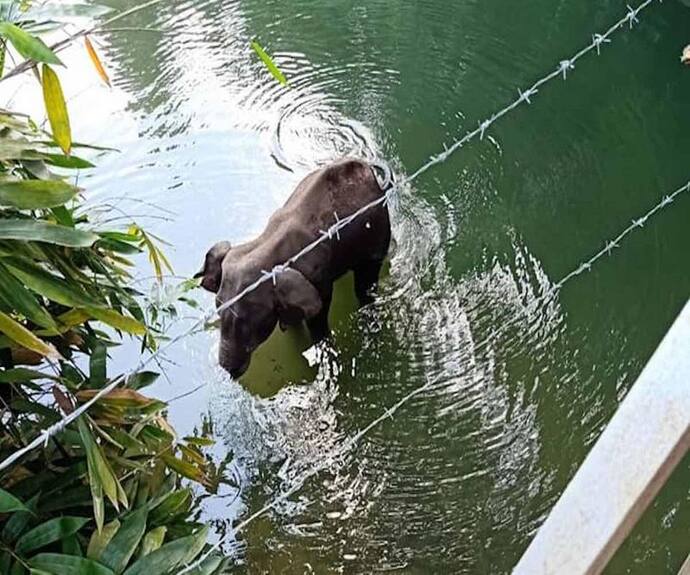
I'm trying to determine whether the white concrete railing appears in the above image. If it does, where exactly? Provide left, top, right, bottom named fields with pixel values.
left=514, top=300, right=690, bottom=575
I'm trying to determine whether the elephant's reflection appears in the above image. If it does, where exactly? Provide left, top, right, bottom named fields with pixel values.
left=235, top=272, right=360, bottom=398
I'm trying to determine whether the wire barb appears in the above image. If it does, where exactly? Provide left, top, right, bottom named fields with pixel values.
left=518, top=87, right=538, bottom=104
left=261, top=264, right=287, bottom=285
left=479, top=119, right=491, bottom=140
left=559, top=59, right=575, bottom=79
left=592, top=34, right=611, bottom=55
left=605, top=240, right=620, bottom=254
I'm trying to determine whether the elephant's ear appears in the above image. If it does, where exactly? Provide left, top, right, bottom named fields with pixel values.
left=194, top=241, right=232, bottom=293
left=274, top=268, right=322, bottom=322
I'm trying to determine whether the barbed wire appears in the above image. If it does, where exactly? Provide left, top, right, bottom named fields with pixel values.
left=178, top=175, right=690, bottom=572
left=0, top=0, right=666, bottom=480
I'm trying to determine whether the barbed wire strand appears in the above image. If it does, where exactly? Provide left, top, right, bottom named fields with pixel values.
left=0, top=0, right=665, bottom=479
left=179, top=175, right=689, bottom=571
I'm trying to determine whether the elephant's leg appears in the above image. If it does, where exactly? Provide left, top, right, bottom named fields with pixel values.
left=307, top=282, right=333, bottom=342
left=354, top=259, right=384, bottom=306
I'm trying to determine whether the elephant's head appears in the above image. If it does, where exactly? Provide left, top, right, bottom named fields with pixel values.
left=195, top=241, right=322, bottom=378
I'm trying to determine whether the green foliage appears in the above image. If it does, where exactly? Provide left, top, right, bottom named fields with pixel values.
left=0, top=21, right=62, bottom=65
left=250, top=39, right=288, bottom=85
left=0, top=10, right=230, bottom=575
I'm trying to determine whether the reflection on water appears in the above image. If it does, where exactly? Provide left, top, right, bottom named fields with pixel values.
left=2, top=0, right=689, bottom=572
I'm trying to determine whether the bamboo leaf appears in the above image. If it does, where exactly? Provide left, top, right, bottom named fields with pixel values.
left=182, top=554, right=226, bottom=575
left=29, top=553, right=115, bottom=575
left=180, top=525, right=209, bottom=565
left=92, top=477, right=105, bottom=534
left=250, top=39, right=287, bottom=85
left=78, top=419, right=121, bottom=514
left=84, top=36, right=110, bottom=87
left=87, top=519, right=120, bottom=561
left=0, top=180, right=79, bottom=209
left=100, top=507, right=147, bottom=574
left=122, top=526, right=208, bottom=575
left=76, top=388, right=157, bottom=409
left=0, top=367, right=55, bottom=383
left=2, top=494, right=39, bottom=543
left=148, top=489, right=191, bottom=526
left=15, top=516, right=90, bottom=555
left=6, top=259, right=103, bottom=309
left=60, top=534, right=82, bottom=557
left=84, top=307, right=147, bottom=336
left=126, top=371, right=159, bottom=390
left=162, top=453, right=209, bottom=486
left=57, top=308, right=91, bottom=329
left=90, top=341, right=106, bottom=388
left=0, top=22, right=63, bottom=65
left=42, top=64, right=72, bottom=155
left=183, top=436, right=215, bottom=447
left=0, top=219, right=98, bottom=247
left=0, top=488, right=30, bottom=513
left=137, top=526, right=165, bottom=559
left=42, top=152, right=94, bottom=169
left=179, top=444, right=206, bottom=467
left=0, top=310, right=60, bottom=359
left=0, top=260, right=58, bottom=331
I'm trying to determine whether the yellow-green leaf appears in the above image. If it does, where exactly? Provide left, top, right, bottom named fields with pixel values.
left=179, top=444, right=206, bottom=467
left=78, top=419, right=122, bottom=514
left=84, top=36, right=110, bottom=87
left=0, top=310, right=60, bottom=359
left=250, top=39, right=287, bottom=85
left=161, top=454, right=209, bottom=486
left=183, top=436, right=215, bottom=447
left=87, top=519, right=120, bottom=560
left=92, top=480, right=105, bottom=533
left=138, top=526, right=166, bottom=559
left=83, top=307, right=146, bottom=336
left=42, top=64, right=71, bottom=155
left=76, top=388, right=157, bottom=409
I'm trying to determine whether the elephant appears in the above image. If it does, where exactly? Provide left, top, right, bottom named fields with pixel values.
left=195, top=158, right=392, bottom=378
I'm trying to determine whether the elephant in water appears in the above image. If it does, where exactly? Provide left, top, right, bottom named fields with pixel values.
left=196, top=158, right=392, bottom=378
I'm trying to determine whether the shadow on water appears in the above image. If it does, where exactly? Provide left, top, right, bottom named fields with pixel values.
left=236, top=271, right=363, bottom=398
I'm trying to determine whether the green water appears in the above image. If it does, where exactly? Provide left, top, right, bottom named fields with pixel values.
left=7, top=0, right=690, bottom=571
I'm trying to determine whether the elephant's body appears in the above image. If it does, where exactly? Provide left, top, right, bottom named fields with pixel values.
left=197, top=158, right=391, bottom=377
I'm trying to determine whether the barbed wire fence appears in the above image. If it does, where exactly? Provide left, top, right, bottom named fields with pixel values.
left=0, top=0, right=669, bottom=474
left=0, top=3, right=683, bottom=562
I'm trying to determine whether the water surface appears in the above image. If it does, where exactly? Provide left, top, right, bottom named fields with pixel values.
left=4, top=0, right=690, bottom=572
